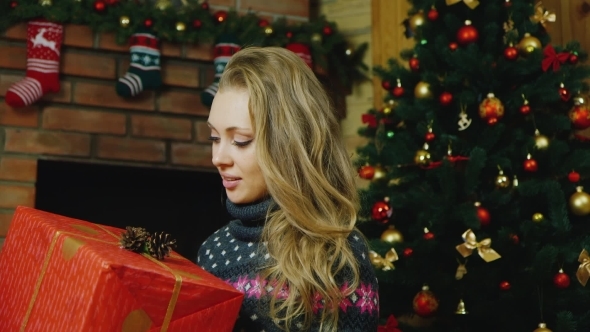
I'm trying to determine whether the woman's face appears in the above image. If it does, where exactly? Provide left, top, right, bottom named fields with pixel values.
left=208, top=88, right=268, bottom=204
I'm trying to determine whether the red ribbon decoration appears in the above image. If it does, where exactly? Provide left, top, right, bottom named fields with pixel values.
left=542, top=45, right=570, bottom=72
left=362, top=114, right=377, bottom=128
left=378, top=314, right=402, bottom=332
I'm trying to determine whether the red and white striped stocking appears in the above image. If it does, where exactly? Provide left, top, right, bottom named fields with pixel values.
left=5, top=20, right=63, bottom=108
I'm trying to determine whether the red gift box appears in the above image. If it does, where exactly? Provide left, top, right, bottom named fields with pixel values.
left=0, top=206, right=243, bottom=332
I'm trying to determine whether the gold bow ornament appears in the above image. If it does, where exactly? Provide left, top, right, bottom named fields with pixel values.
left=531, top=1, right=556, bottom=28
left=455, top=229, right=501, bottom=262
left=446, top=0, right=479, bottom=9
left=369, top=248, right=399, bottom=271
left=577, top=249, right=590, bottom=286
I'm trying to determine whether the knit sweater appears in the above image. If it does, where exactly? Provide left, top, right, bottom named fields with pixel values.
left=197, top=199, right=379, bottom=332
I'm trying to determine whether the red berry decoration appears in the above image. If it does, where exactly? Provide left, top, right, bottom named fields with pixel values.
left=476, top=203, right=491, bottom=226
left=520, top=101, right=531, bottom=115
left=286, top=31, right=293, bottom=38
left=10, top=0, right=17, bottom=8
left=144, top=18, right=154, bottom=28
left=569, top=53, right=579, bottom=64
left=358, top=165, right=375, bottom=180
left=559, top=84, right=571, bottom=101
left=457, top=20, right=478, bottom=45
left=425, top=131, right=436, bottom=142
left=427, top=8, right=439, bottom=21
left=322, top=26, right=333, bottom=35
left=381, top=80, right=392, bottom=90
left=569, top=171, right=581, bottom=183
left=372, top=200, right=392, bottom=223
left=523, top=154, right=538, bottom=172
left=409, top=57, right=420, bottom=71
left=413, top=285, right=439, bottom=317
left=511, top=234, right=520, bottom=245
left=449, top=42, right=458, bottom=51
left=192, top=19, right=202, bottom=29
left=214, top=10, right=228, bottom=23
left=569, top=104, right=590, bottom=129
left=258, top=19, right=270, bottom=27
left=553, top=269, right=570, bottom=289
left=504, top=46, right=518, bottom=61
left=403, top=248, right=413, bottom=258
left=423, top=231, right=435, bottom=240
left=499, top=281, right=511, bottom=291
left=201, top=1, right=209, bottom=10
left=439, top=92, right=453, bottom=106
left=94, top=0, right=106, bottom=12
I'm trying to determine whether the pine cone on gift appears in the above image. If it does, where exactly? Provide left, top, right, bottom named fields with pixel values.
left=146, top=231, right=177, bottom=260
left=120, top=226, right=149, bottom=253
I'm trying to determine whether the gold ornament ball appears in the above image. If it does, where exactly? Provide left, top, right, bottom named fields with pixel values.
left=518, top=33, right=542, bottom=56
left=176, top=22, right=186, bottom=32
left=409, top=12, right=425, bottom=30
left=533, top=323, right=552, bottom=332
left=532, top=213, right=544, bottom=222
left=569, top=186, right=590, bottom=216
left=414, top=149, right=431, bottom=166
left=495, top=173, right=511, bottom=189
left=40, top=0, right=52, bottom=6
left=383, top=106, right=393, bottom=115
left=119, top=16, right=131, bottom=28
left=414, top=81, right=432, bottom=99
left=372, top=165, right=387, bottom=182
left=264, top=27, right=273, bottom=35
left=381, top=226, right=404, bottom=244
left=311, top=33, right=322, bottom=43
left=534, top=134, right=550, bottom=150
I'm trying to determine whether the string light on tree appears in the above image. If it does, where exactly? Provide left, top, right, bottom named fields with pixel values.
left=119, top=16, right=130, bottom=28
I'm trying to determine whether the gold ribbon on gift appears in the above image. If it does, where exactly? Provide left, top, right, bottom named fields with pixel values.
left=577, top=249, right=590, bottom=286
left=531, top=1, right=556, bottom=28
left=22, top=225, right=182, bottom=332
left=369, top=248, right=399, bottom=271
left=446, top=0, right=480, bottom=9
left=455, top=229, right=501, bottom=262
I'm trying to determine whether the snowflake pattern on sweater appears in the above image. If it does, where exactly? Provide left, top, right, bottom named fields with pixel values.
left=197, top=218, right=379, bottom=332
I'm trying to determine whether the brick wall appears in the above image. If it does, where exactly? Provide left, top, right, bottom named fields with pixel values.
left=0, top=0, right=309, bottom=247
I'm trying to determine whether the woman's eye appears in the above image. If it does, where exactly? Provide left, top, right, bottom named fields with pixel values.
left=208, top=136, right=220, bottom=142
left=233, top=140, right=253, bottom=147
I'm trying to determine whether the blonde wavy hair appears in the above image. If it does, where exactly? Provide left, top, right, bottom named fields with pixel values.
left=218, top=46, right=361, bottom=331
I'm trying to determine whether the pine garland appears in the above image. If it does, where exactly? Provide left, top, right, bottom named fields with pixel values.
left=1, top=0, right=369, bottom=88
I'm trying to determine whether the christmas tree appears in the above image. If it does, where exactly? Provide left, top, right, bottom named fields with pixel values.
left=355, top=1, right=590, bottom=331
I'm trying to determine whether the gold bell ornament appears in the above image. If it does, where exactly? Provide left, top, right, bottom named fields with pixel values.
left=455, top=299, right=468, bottom=314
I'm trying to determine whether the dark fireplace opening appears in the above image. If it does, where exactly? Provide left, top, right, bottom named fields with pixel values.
left=35, top=160, right=230, bottom=261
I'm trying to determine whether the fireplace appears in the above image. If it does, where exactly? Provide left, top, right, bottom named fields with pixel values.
left=35, top=160, right=229, bottom=260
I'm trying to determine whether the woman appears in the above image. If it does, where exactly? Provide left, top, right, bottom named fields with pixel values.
left=198, top=46, right=379, bottom=332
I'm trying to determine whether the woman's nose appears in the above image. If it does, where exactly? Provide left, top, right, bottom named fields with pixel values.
left=212, top=142, right=232, bottom=167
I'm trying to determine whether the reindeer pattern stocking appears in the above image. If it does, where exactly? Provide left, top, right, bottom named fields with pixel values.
left=5, top=20, right=63, bottom=108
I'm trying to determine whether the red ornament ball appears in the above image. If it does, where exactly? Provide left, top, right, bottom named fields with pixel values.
left=286, top=31, right=293, bottom=38
left=511, top=234, right=520, bottom=245
left=413, top=286, right=439, bottom=317
left=553, top=270, right=570, bottom=289
left=457, top=22, right=478, bottom=45
left=503, top=0, right=512, bottom=7
left=569, top=171, right=581, bottom=183
left=192, top=19, right=202, bottom=29
left=409, top=57, right=420, bottom=71
left=372, top=201, right=392, bottom=223
left=439, top=92, right=453, bottom=106
left=403, top=248, right=413, bottom=258
left=381, top=80, right=392, bottom=90
left=449, top=42, right=458, bottom=51
left=105, top=0, right=118, bottom=5
left=358, top=165, right=375, bottom=180
left=144, top=18, right=154, bottom=28
left=425, top=132, right=436, bottom=142
left=569, top=53, right=579, bottom=64
left=499, top=281, right=511, bottom=291
left=258, top=19, right=270, bottom=28
left=392, top=86, right=404, bottom=98
left=201, top=1, right=209, bottom=10
left=519, top=104, right=531, bottom=115
left=569, top=104, right=590, bottom=129
left=427, top=8, right=439, bottom=21
left=94, top=0, right=106, bottom=12
left=504, top=46, right=519, bottom=61
left=10, top=0, right=17, bottom=8
left=423, top=232, right=435, bottom=240
left=560, top=86, right=571, bottom=101
left=214, top=10, right=228, bottom=23
left=477, top=206, right=491, bottom=226
left=523, top=158, right=538, bottom=172
left=322, top=26, right=333, bottom=35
